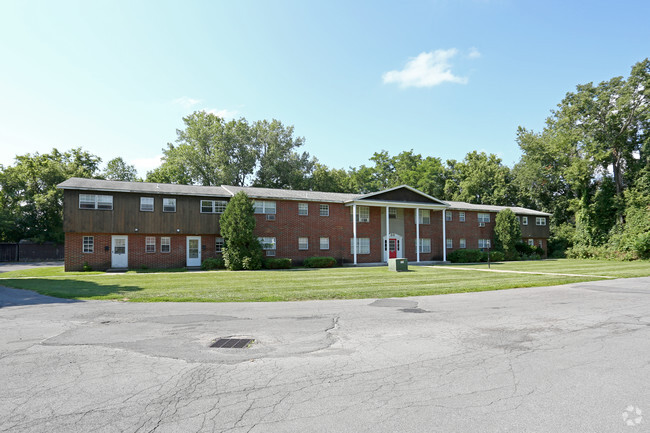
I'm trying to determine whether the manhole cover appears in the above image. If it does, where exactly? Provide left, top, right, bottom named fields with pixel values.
left=210, top=338, right=254, bottom=349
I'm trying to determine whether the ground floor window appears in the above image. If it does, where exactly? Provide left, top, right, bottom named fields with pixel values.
left=320, top=237, right=329, bottom=250
left=418, top=238, right=431, bottom=253
left=538, top=240, right=543, bottom=248
left=460, top=238, right=466, bottom=249
left=258, top=237, right=276, bottom=250
left=528, top=238, right=534, bottom=246
left=446, top=238, right=453, bottom=249
left=350, top=238, right=370, bottom=254
left=161, top=237, right=171, bottom=253
left=146, top=236, right=156, bottom=253
left=478, top=239, right=491, bottom=249
left=83, top=236, right=94, bottom=253
left=215, top=237, right=224, bottom=253
left=298, top=237, right=309, bottom=250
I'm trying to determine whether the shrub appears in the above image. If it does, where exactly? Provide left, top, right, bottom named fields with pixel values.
left=201, top=257, right=225, bottom=270
left=448, top=249, right=484, bottom=263
left=494, top=209, right=521, bottom=257
left=219, top=191, right=263, bottom=271
left=303, top=256, right=337, bottom=268
left=264, top=258, right=292, bottom=269
left=82, top=261, right=92, bottom=272
left=487, top=251, right=505, bottom=262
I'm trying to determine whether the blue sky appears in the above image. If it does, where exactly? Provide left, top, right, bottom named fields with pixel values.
left=1, top=0, right=648, bottom=177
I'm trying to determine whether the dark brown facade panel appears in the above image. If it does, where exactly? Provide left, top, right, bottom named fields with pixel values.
left=362, top=188, right=442, bottom=204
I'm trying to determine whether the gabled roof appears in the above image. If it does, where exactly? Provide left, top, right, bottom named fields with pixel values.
left=351, top=184, right=448, bottom=206
left=57, top=178, right=231, bottom=197
left=445, top=201, right=551, bottom=217
left=222, top=185, right=361, bottom=203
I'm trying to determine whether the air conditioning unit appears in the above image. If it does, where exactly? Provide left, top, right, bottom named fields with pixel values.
left=266, top=214, right=276, bottom=221
left=478, top=222, right=485, bottom=227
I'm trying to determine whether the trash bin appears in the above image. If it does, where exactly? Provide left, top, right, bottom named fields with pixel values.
left=388, top=258, right=408, bottom=272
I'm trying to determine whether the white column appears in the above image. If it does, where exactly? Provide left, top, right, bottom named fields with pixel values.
left=353, top=204, right=357, bottom=265
left=416, top=208, right=420, bottom=263
left=385, top=206, right=390, bottom=262
left=442, top=209, right=447, bottom=262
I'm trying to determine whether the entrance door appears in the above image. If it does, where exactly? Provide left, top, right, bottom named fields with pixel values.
left=186, top=236, right=201, bottom=267
left=111, top=235, right=128, bottom=268
left=389, top=238, right=398, bottom=259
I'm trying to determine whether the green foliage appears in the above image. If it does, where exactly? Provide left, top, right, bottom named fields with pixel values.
left=303, top=256, right=337, bottom=268
left=82, top=262, right=93, bottom=272
left=219, top=192, right=263, bottom=270
left=309, top=163, right=354, bottom=193
left=487, top=251, right=505, bottom=262
left=263, top=258, right=292, bottom=269
left=493, top=209, right=521, bottom=255
left=103, top=157, right=139, bottom=181
left=201, top=257, right=225, bottom=270
left=444, top=151, right=514, bottom=205
left=448, top=249, right=484, bottom=263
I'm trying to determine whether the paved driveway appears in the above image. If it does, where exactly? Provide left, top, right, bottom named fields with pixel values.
left=1, top=277, right=649, bottom=432
left=0, top=261, right=63, bottom=273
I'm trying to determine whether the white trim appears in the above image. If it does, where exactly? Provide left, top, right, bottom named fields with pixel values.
left=345, top=199, right=447, bottom=210
left=383, top=233, right=403, bottom=261
left=111, top=235, right=128, bottom=268
left=352, top=184, right=448, bottom=206
left=352, top=204, right=357, bottom=265
left=416, top=208, right=420, bottom=262
left=186, top=236, right=201, bottom=267
left=442, top=209, right=447, bottom=262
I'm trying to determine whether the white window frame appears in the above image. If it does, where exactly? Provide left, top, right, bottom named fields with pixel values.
left=163, top=198, right=176, bottom=213
left=320, top=237, right=330, bottom=250
left=298, top=203, right=308, bottom=216
left=528, top=238, right=535, bottom=246
left=253, top=200, right=276, bottom=215
left=161, top=237, right=171, bottom=253
left=79, top=194, right=113, bottom=210
left=201, top=200, right=228, bottom=214
left=446, top=238, right=453, bottom=249
left=258, top=237, right=276, bottom=250
left=350, top=238, right=370, bottom=255
left=298, top=237, right=309, bottom=250
left=215, top=237, right=224, bottom=253
left=82, top=236, right=94, bottom=253
left=460, top=238, right=466, bottom=249
left=416, top=209, right=431, bottom=224
left=478, top=213, right=491, bottom=223
left=538, top=240, right=543, bottom=248
left=418, top=238, right=431, bottom=253
left=446, top=211, right=452, bottom=221
left=320, top=204, right=330, bottom=217
left=145, top=236, right=156, bottom=253
left=478, top=239, right=491, bottom=249
left=522, top=216, right=528, bottom=225
left=459, top=211, right=465, bottom=222
left=536, top=217, right=546, bottom=226
left=388, top=208, right=397, bottom=219
left=140, top=197, right=154, bottom=212
left=358, top=206, right=370, bottom=222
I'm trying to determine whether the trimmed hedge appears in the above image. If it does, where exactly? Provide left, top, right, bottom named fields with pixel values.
left=448, top=249, right=484, bottom=263
left=487, top=251, right=505, bottom=261
left=303, top=256, right=337, bottom=268
left=201, top=257, right=225, bottom=270
left=264, top=258, right=292, bottom=269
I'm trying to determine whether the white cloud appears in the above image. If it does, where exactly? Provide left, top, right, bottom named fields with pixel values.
left=202, top=108, right=238, bottom=119
left=382, top=49, right=468, bottom=88
left=173, top=96, right=201, bottom=108
left=468, top=47, right=481, bottom=59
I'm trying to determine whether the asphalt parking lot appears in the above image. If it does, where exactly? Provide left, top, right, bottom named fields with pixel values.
left=1, top=277, right=650, bottom=432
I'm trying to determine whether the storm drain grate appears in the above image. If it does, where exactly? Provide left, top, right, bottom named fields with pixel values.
left=210, top=338, right=254, bottom=349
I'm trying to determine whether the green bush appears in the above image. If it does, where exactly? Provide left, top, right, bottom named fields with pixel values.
left=448, top=249, right=484, bottom=263
left=487, top=251, right=505, bottom=261
left=201, top=257, right=225, bottom=270
left=82, top=261, right=92, bottom=272
left=303, top=256, right=337, bottom=268
left=264, top=258, right=292, bottom=269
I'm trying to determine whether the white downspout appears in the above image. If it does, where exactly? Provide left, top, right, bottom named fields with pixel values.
left=442, top=208, right=447, bottom=262
left=353, top=204, right=357, bottom=265
left=416, top=208, right=420, bottom=263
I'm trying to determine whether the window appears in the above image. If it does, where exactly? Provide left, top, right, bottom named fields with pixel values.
left=350, top=238, right=370, bottom=254
left=446, top=238, right=453, bottom=249
left=253, top=200, right=276, bottom=214
left=320, top=204, right=329, bottom=216
left=320, top=237, right=330, bottom=250
left=146, top=236, right=155, bottom=253
left=258, top=237, right=276, bottom=250
left=516, top=216, right=521, bottom=223
left=79, top=194, right=113, bottom=210
left=82, top=236, right=94, bottom=253
left=140, top=197, right=154, bottom=212
left=163, top=198, right=176, bottom=212
left=298, top=237, right=309, bottom=250
left=538, top=240, right=543, bottom=248
left=418, top=238, right=431, bottom=253
left=459, top=212, right=465, bottom=222
left=215, top=237, right=224, bottom=253
left=536, top=217, right=546, bottom=226
left=161, top=237, right=171, bottom=253
left=460, top=238, right=466, bottom=249
left=522, top=216, right=528, bottom=225
left=416, top=209, right=431, bottom=224
left=201, top=200, right=228, bottom=214
left=357, top=206, right=370, bottom=222
left=478, top=213, right=491, bottom=223
left=298, top=203, right=308, bottom=216
left=478, top=239, right=491, bottom=249
left=446, top=211, right=452, bottom=221
left=528, top=238, right=534, bottom=246
left=389, top=208, right=397, bottom=219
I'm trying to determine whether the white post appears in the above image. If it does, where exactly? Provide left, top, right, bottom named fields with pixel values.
left=385, top=206, right=390, bottom=262
left=353, top=204, right=357, bottom=265
left=416, top=208, right=420, bottom=263
left=442, top=209, right=447, bottom=262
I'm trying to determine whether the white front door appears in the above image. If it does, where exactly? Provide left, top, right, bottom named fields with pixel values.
left=111, top=235, right=128, bottom=268
left=186, top=236, right=201, bottom=267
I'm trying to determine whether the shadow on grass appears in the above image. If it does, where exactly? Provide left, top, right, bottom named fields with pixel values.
left=0, top=278, right=144, bottom=305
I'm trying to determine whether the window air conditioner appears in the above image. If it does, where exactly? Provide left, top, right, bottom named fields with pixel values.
left=266, top=214, right=276, bottom=221
left=478, top=222, right=485, bottom=227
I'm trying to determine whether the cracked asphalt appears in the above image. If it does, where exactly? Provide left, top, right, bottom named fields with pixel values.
left=1, top=276, right=650, bottom=432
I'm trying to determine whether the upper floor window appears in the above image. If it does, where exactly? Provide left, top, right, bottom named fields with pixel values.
left=459, top=212, right=465, bottom=222
left=298, top=203, right=308, bottom=216
left=445, top=211, right=452, bottom=221
left=320, top=204, right=329, bottom=217
left=516, top=216, right=521, bottom=223
left=201, top=200, right=227, bottom=214
left=357, top=206, right=370, bottom=222
left=416, top=209, right=430, bottom=224
left=478, top=213, right=491, bottom=223
left=140, top=197, right=154, bottom=212
left=536, top=217, right=546, bottom=226
left=522, top=216, right=528, bottom=225
left=388, top=208, right=397, bottom=219
left=254, top=200, right=276, bottom=214
left=79, top=194, right=113, bottom=210
left=163, top=198, right=176, bottom=212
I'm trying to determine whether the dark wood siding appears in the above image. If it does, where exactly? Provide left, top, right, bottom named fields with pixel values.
left=519, top=215, right=550, bottom=238
left=362, top=188, right=443, bottom=204
left=63, top=190, right=226, bottom=234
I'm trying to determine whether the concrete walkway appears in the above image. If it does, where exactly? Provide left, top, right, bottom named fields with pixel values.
left=431, top=265, right=617, bottom=279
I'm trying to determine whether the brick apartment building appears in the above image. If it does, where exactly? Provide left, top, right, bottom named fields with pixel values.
left=57, top=178, right=551, bottom=271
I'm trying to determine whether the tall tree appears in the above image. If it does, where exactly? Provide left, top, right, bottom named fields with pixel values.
left=310, top=163, right=354, bottom=193
left=103, top=157, right=139, bottom=181
left=493, top=209, right=522, bottom=258
left=219, top=192, right=263, bottom=270
left=444, top=151, right=513, bottom=205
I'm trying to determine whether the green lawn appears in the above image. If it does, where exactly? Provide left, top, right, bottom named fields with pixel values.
left=0, top=259, right=647, bottom=302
